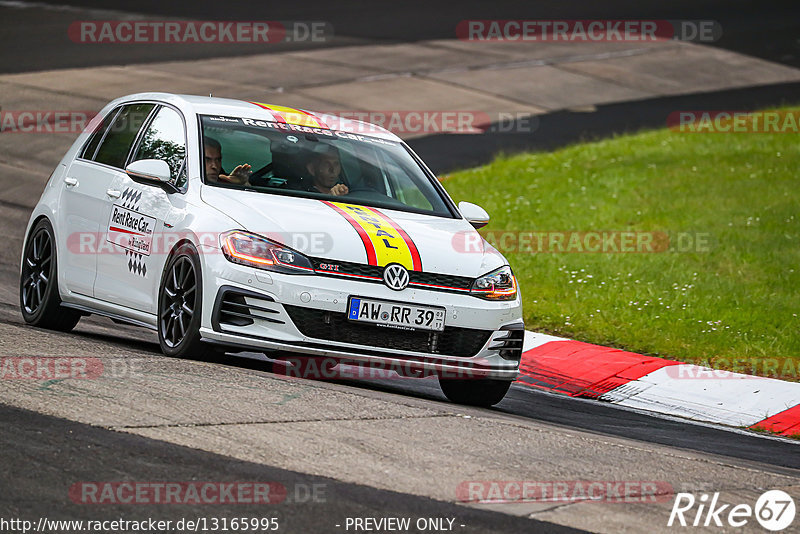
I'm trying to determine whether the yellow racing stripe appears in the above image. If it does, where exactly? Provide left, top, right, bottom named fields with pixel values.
left=323, top=201, right=422, bottom=271
left=249, top=102, right=326, bottom=128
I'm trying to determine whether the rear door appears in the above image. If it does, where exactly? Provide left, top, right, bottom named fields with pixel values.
left=94, top=105, right=188, bottom=313
left=58, top=103, right=155, bottom=297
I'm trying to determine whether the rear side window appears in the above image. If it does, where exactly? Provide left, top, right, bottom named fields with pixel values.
left=81, top=107, right=120, bottom=160
left=93, top=103, right=155, bottom=169
left=132, top=106, right=187, bottom=186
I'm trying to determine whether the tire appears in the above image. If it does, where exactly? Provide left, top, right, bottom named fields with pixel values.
left=158, top=243, right=212, bottom=360
left=19, top=218, right=81, bottom=331
left=438, top=377, right=512, bottom=407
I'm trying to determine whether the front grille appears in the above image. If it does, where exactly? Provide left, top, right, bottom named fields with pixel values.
left=213, top=287, right=284, bottom=330
left=284, top=305, right=492, bottom=357
left=410, top=271, right=472, bottom=290
left=310, top=258, right=381, bottom=278
left=309, top=257, right=474, bottom=293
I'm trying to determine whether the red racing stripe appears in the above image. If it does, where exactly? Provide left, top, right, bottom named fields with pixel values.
left=321, top=200, right=378, bottom=265
left=249, top=101, right=287, bottom=123
left=296, top=108, right=330, bottom=130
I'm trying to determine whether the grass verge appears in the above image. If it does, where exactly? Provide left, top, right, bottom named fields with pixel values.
left=442, top=112, right=800, bottom=379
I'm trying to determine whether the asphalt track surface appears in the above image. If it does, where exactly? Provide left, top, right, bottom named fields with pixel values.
left=3, top=1, right=798, bottom=175
left=1, top=2, right=800, bottom=533
left=1, top=1, right=798, bottom=72
left=0, top=297, right=798, bottom=532
left=409, top=81, right=800, bottom=173
left=5, top=288, right=800, bottom=474
left=0, top=194, right=798, bottom=472
left=0, top=403, right=584, bottom=533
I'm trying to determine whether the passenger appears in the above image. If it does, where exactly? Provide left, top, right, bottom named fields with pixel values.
left=305, top=144, right=348, bottom=196
left=204, top=137, right=252, bottom=185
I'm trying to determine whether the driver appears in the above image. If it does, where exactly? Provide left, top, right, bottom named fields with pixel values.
left=204, top=137, right=252, bottom=185
left=305, top=144, right=348, bottom=196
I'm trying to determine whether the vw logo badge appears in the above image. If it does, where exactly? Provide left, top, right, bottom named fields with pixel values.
left=383, top=263, right=410, bottom=291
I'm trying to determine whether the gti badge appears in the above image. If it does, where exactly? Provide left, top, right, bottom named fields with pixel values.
left=383, top=263, right=409, bottom=291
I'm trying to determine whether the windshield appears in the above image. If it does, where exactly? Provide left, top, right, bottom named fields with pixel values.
left=200, top=114, right=454, bottom=217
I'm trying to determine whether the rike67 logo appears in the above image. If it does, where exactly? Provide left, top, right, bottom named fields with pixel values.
left=668, top=490, right=796, bottom=531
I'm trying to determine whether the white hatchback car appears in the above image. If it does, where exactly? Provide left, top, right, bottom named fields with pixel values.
left=20, top=93, right=523, bottom=406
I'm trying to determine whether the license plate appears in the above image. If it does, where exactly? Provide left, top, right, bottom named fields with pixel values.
left=347, top=297, right=445, bottom=332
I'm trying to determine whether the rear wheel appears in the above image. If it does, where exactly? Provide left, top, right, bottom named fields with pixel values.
left=158, top=243, right=212, bottom=359
left=438, top=377, right=512, bottom=407
left=19, top=219, right=81, bottom=331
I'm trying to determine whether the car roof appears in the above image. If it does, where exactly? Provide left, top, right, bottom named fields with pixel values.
left=113, top=92, right=402, bottom=142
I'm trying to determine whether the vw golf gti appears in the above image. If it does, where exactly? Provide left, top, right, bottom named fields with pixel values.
left=20, top=93, right=523, bottom=406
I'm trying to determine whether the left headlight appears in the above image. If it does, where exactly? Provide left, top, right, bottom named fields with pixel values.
left=471, top=265, right=518, bottom=301
left=220, top=230, right=314, bottom=274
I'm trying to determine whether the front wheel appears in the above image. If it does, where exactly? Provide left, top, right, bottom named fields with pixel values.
left=158, top=243, right=211, bottom=359
left=19, top=218, right=81, bottom=331
left=438, top=377, right=512, bottom=407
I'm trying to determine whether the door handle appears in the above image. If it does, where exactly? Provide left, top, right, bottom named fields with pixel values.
left=106, top=189, right=121, bottom=199
left=64, top=177, right=78, bottom=187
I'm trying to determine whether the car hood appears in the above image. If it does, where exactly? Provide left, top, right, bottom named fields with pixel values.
left=200, top=187, right=506, bottom=277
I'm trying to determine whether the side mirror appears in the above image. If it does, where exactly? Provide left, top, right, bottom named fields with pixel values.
left=126, top=159, right=172, bottom=184
left=458, top=201, right=490, bottom=229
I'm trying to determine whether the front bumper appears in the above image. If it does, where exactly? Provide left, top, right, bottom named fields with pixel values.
left=199, top=259, right=523, bottom=380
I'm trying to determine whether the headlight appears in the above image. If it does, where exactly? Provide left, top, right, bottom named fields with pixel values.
left=220, top=230, right=314, bottom=274
left=471, top=265, right=518, bottom=301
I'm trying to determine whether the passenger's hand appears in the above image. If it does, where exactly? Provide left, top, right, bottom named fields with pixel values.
left=330, top=183, right=349, bottom=196
left=222, top=164, right=252, bottom=185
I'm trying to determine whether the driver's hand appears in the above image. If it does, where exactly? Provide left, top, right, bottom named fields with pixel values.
left=330, top=183, right=349, bottom=196
left=222, top=164, right=252, bottom=185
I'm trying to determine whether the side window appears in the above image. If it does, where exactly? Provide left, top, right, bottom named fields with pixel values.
left=81, top=107, right=120, bottom=160
left=202, top=127, right=272, bottom=179
left=132, top=106, right=187, bottom=186
left=93, top=103, right=155, bottom=169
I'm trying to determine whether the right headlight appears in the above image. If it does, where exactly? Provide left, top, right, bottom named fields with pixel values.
left=220, top=230, right=314, bottom=274
left=471, top=265, right=518, bottom=301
